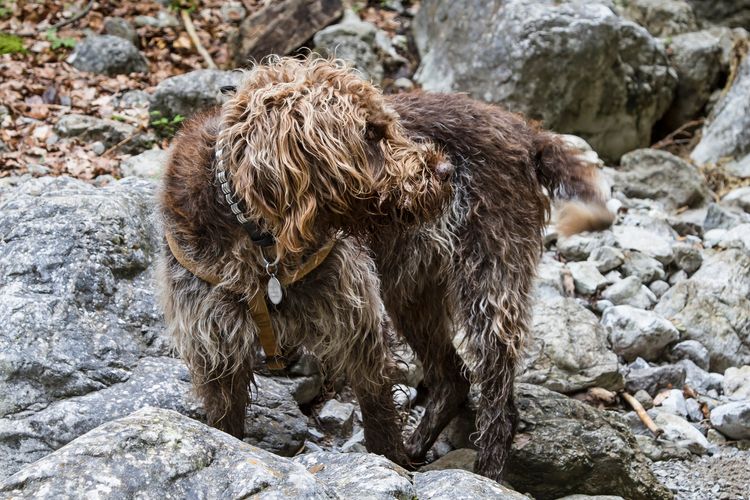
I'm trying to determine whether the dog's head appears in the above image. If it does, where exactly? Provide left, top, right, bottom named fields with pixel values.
left=218, top=57, right=451, bottom=257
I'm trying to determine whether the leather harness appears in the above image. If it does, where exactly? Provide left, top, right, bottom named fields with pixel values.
left=165, top=137, right=335, bottom=370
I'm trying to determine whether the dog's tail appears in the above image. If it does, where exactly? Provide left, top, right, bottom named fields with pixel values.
left=533, top=132, right=614, bottom=237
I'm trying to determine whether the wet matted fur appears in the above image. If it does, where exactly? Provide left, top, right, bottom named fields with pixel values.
left=157, top=57, right=612, bottom=481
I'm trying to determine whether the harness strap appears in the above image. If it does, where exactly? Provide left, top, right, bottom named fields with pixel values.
left=164, top=232, right=335, bottom=371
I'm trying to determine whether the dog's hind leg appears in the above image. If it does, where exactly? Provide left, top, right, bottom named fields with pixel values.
left=193, top=361, right=254, bottom=438
left=386, top=284, right=470, bottom=463
left=457, top=243, right=537, bottom=481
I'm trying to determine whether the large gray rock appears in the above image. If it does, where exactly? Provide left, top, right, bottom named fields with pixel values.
left=68, top=35, right=148, bottom=75
left=710, top=401, right=750, bottom=440
left=244, top=376, right=308, bottom=456
left=691, top=55, right=750, bottom=165
left=601, top=276, right=657, bottom=309
left=521, top=297, right=623, bottom=393
left=414, top=469, right=527, bottom=499
left=623, top=358, right=686, bottom=395
left=414, top=0, right=676, bottom=161
left=614, top=225, right=674, bottom=264
left=0, top=408, right=336, bottom=498
left=616, top=0, right=698, bottom=37
left=120, top=148, right=169, bottom=179
left=722, top=365, right=750, bottom=400
left=601, top=305, right=679, bottom=362
left=655, top=249, right=750, bottom=371
left=149, top=69, right=242, bottom=119
left=654, top=411, right=710, bottom=454
left=660, top=31, right=723, bottom=132
left=314, top=11, right=384, bottom=84
left=685, top=0, right=750, bottom=28
left=506, top=384, right=671, bottom=499
left=293, top=452, right=415, bottom=499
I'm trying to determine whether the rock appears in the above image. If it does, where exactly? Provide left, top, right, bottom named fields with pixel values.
left=340, top=428, right=366, bottom=453
left=656, top=389, right=688, bottom=418
left=220, top=1, right=247, bottom=22
left=685, top=0, right=750, bottom=28
left=274, top=374, right=323, bottom=405
left=691, top=55, right=750, bottom=165
left=522, top=297, right=623, bottom=393
left=649, top=280, right=670, bottom=298
left=588, top=246, right=625, bottom=273
left=414, top=0, right=676, bottom=161
left=706, top=223, right=750, bottom=251
left=621, top=250, right=666, bottom=283
left=229, top=0, right=343, bottom=66
left=314, top=11, right=383, bottom=84
left=676, top=359, right=723, bottom=394
left=120, top=148, right=169, bottom=179
left=114, top=89, right=151, bottom=109
left=668, top=340, right=710, bottom=370
left=68, top=35, right=148, bottom=75
left=415, top=469, right=527, bottom=499
left=672, top=242, right=703, bottom=274
left=655, top=249, right=750, bottom=371
left=624, top=358, right=686, bottom=395
left=535, top=253, right=567, bottom=300
left=0, top=408, right=336, bottom=498
left=149, top=69, right=242, bottom=120
left=293, top=452, right=415, bottom=498
left=685, top=397, right=703, bottom=422
left=613, top=226, right=673, bottom=264
left=616, top=0, right=698, bottom=37
left=660, top=31, right=723, bottom=132
left=557, top=231, right=618, bottom=261
left=727, top=153, right=750, bottom=178
left=103, top=17, right=138, bottom=46
left=318, top=399, right=355, bottom=436
left=245, top=376, right=308, bottom=456
left=722, top=366, right=750, bottom=400
left=419, top=448, right=476, bottom=473
left=654, top=411, right=710, bottom=454
left=704, top=202, right=750, bottom=231
left=668, top=269, right=688, bottom=286
left=601, top=276, right=657, bottom=309
left=567, top=261, right=608, bottom=295
left=613, top=149, right=709, bottom=211
left=393, top=77, right=414, bottom=92
left=55, top=114, right=154, bottom=154
left=506, top=384, right=671, bottom=499
left=133, top=12, right=179, bottom=28
left=722, top=186, right=750, bottom=213
left=634, top=389, right=654, bottom=409
left=602, top=305, right=679, bottom=361
left=710, top=401, right=750, bottom=440
left=392, top=384, right=417, bottom=409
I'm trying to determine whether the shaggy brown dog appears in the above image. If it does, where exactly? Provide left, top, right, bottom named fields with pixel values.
left=157, top=57, right=612, bottom=481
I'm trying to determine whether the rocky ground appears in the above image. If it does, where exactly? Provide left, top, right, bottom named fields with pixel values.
left=2, top=0, right=750, bottom=499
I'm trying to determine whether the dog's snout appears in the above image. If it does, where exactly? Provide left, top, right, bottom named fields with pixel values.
left=435, top=161, right=454, bottom=181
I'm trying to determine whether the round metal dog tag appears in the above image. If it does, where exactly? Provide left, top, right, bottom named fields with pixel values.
left=267, top=276, right=283, bottom=305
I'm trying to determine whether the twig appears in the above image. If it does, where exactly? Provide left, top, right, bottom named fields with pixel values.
left=102, top=125, right=146, bottom=158
left=40, top=0, right=95, bottom=32
left=622, top=392, right=663, bottom=438
left=180, top=9, right=217, bottom=70
left=651, top=119, right=704, bottom=151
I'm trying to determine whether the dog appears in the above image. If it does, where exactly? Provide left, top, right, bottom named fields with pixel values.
left=157, top=56, right=613, bottom=481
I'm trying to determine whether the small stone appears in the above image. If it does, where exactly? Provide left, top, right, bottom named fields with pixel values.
left=220, top=1, right=247, bottom=22
left=601, top=276, right=657, bottom=309
left=91, top=141, right=106, bottom=156
left=589, top=245, right=625, bottom=273
left=621, top=250, right=666, bottom=283
left=567, top=261, right=608, bottom=295
left=722, top=366, right=750, bottom=401
left=706, top=428, right=727, bottom=445
left=669, top=340, right=710, bottom=370
left=634, top=389, right=654, bottom=410
left=392, top=384, right=417, bottom=409
left=668, top=269, right=688, bottom=286
left=649, top=280, right=670, bottom=298
left=685, top=398, right=703, bottom=422
left=68, top=35, right=148, bottom=76
left=656, top=389, right=688, bottom=418
left=655, top=411, right=710, bottom=454
left=676, top=359, right=723, bottom=394
left=318, top=399, right=355, bottom=436
left=722, top=186, right=750, bottom=213
left=420, top=448, right=477, bottom=473
left=710, top=401, right=750, bottom=440
left=557, top=231, right=618, bottom=261
left=614, top=226, right=674, bottom=265
left=594, top=300, right=614, bottom=313
left=103, top=17, right=138, bottom=46
left=601, top=305, right=679, bottom=362
left=340, top=429, right=366, bottom=453
left=672, top=242, right=703, bottom=274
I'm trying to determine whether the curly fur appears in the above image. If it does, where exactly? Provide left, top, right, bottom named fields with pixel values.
left=157, top=56, right=612, bottom=480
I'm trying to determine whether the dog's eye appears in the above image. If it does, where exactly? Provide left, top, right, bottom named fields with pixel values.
left=365, top=123, right=386, bottom=142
